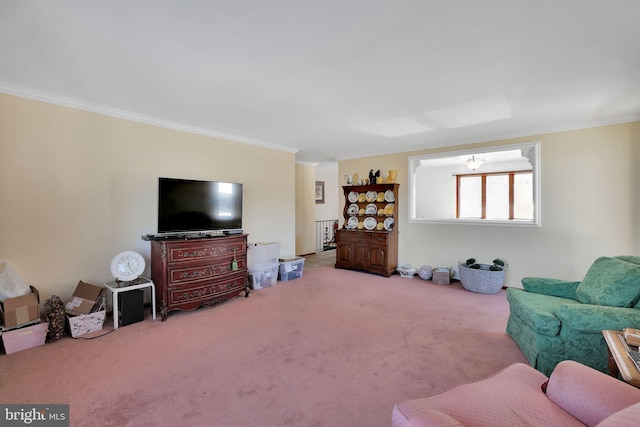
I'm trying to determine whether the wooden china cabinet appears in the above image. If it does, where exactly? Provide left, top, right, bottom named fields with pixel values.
left=335, top=183, right=398, bottom=277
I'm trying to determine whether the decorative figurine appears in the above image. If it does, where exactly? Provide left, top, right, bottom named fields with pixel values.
left=369, top=169, right=381, bottom=184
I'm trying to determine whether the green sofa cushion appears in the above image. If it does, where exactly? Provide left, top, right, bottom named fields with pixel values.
left=575, top=256, right=640, bottom=308
left=507, top=288, right=580, bottom=336
left=521, top=278, right=580, bottom=299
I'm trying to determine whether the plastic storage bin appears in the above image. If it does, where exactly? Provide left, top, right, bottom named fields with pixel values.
left=278, top=257, right=305, bottom=282
left=247, top=242, right=280, bottom=269
left=248, top=265, right=279, bottom=290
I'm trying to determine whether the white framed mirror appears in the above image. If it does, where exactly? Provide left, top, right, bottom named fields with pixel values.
left=408, top=141, right=541, bottom=227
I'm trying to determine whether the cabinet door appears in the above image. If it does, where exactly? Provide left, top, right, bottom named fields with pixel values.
left=353, top=243, right=368, bottom=268
left=368, top=245, right=387, bottom=269
left=337, top=241, right=354, bottom=264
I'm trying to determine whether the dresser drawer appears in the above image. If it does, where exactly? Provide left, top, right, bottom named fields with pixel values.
left=337, top=230, right=372, bottom=243
left=371, top=233, right=388, bottom=245
left=167, top=258, right=246, bottom=285
left=167, top=273, right=246, bottom=305
left=164, top=237, right=247, bottom=264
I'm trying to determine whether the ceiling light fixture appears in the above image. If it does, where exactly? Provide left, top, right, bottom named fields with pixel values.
left=466, top=155, right=484, bottom=171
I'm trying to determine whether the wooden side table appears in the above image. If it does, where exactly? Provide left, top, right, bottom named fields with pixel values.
left=602, top=330, right=640, bottom=387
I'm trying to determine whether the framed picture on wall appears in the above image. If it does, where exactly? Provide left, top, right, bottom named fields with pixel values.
left=315, top=181, right=325, bottom=204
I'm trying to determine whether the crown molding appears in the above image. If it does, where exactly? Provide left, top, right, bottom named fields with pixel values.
left=0, top=82, right=299, bottom=154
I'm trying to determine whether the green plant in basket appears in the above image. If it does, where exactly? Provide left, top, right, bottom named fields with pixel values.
left=459, top=257, right=506, bottom=294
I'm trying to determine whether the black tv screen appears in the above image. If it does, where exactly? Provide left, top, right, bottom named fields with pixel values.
left=158, top=178, right=243, bottom=234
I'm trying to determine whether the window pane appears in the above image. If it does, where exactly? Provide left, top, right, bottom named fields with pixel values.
left=514, top=173, right=534, bottom=220
left=459, top=176, right=481, bottom=218
left=486, top=175, right=509, bottom=219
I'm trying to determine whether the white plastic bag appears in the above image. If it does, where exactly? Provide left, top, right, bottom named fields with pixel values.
left=0, top=260, right=30, bottom=301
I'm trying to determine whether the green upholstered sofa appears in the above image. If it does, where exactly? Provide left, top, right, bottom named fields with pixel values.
left=506, top=256, right=640, bottom=376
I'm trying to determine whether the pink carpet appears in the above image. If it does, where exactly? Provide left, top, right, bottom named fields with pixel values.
left=1, top=266, right=527, bottom=426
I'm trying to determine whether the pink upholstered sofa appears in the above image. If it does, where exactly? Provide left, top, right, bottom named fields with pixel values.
left=392, top=360, right=640, bottom=427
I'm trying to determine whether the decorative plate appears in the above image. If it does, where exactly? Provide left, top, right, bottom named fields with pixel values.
left=376, top=192, right=385, bottom=202
left=366, top=190, right=377, bottom=202
left=348, top=191, right=358, bottom=203
left=347, top=217, right=358, bottom=229
left=384, top=203, right=394, bottom=216
left=347, top=204, right=359, bottom=216
left=358, top=193, right=367, bottom=203
left=377, top=208, right=385, bottom=216
left=363, top=217, right=377, bottom=230
left=365, top=203, right=377, bottom=215
left=357, top=221, right=364, bottom=229
left=385, top=190, right=395, bottom=202
left=358, top=208, right=365, bottom=216
left=376, top=222, right=384, bottom=230
left=383, top=217, right=395, bottom=231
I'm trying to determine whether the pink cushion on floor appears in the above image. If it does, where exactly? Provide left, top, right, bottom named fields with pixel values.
left=546, top=360, right=640, bottom=427
left=392, top=363, right=585, bottom=427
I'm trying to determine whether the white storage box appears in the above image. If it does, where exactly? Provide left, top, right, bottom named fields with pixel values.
left=247, top=242, right=280, bottom=269
left=66, top=290, right=106, bottom=338
left=278, top=257, right=305, bottom=282
left=67, top=310, right=106, bottom=338
left=248, top=265, right=279, bottom=290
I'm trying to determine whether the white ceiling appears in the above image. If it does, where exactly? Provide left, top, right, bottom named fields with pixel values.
left=1, top=1, right=639, bottom=164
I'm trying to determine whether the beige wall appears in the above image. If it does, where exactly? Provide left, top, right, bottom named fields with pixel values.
left=295, top=163, right=316, bottom=256
left=315, top=163, right=339, bottom=223
left=0, top=94, right=296, bottom=302
left=339, top=122, right=640, bottom=287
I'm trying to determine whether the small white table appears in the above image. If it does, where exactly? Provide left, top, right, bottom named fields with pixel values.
left=103, top=277, right=156, bottom=330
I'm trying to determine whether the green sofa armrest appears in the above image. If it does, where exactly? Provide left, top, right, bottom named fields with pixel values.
left=521, top=277, right=581, bottom=299
left=556, top=304, right=640, bottom=332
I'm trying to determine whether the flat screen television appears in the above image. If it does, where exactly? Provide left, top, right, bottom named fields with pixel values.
left=157, top=177, right=243, bottom=235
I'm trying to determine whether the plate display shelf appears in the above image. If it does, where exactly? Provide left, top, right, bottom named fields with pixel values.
left=335, top=183, right=399, bottom=277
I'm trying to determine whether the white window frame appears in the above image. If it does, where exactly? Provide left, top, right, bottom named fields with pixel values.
left=408, top=141, right=541, bottom=227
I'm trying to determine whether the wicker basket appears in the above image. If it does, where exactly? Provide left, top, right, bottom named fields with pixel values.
left=458, top=263, right=505, bottom=294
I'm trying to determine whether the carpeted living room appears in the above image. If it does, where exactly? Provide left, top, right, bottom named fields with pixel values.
left=2, top=261, right=528, bottom=426
left=1, top=2, right=640, bottom=427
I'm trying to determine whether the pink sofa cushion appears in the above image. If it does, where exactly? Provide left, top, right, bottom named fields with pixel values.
left=597, top=402, right=640, bottom=427
left=391, top=408, right=464, bottom=427
left=392, top=363, right=585, bottom=427
left=546, top=360, right=640, bottom=427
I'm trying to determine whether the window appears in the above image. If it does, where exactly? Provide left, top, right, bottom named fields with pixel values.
left=408, top=141, right=540, bottom=227
left=457, top=171, right=533, bottom=220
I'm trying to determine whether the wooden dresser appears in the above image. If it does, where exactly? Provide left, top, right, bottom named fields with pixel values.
left=150, top=234, right=249, bottom=320
left=335, top=183, right=399, bottom=277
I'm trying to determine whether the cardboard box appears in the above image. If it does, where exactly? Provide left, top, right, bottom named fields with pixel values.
left=0, top=285, right=40, bottom=330
left=432, top=271, right=451, bottom=285
left=2, top=320, right=48, bottom=354
left=65, top=281, right=105, bottom=316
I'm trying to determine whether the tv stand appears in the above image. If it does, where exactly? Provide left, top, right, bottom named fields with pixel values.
left=149, top=234, right=249, bottom=320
